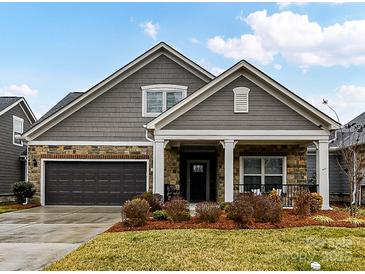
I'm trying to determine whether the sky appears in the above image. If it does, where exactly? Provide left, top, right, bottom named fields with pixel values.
left=1, top=2, right=365, bottom=124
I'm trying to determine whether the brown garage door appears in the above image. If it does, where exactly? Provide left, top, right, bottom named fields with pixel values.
left=45, top=161, right=147, bottom=205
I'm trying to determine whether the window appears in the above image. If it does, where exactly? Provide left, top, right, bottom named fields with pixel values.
left=13, top=116, right=24, bottom=146
left=142, top=84, right=187, bottom=117
left=240, top=156, right=286, bottom=193
left=233, top=87, right=250, bottom=113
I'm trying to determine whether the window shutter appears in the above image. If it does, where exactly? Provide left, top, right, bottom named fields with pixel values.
left=233, top=87, right=250, bottom=113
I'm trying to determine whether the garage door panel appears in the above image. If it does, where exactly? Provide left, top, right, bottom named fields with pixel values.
left=45, top=161, right=147, bottom=205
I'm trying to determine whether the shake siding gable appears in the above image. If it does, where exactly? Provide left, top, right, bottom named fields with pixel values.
left=34, top=55, right=207, bottom=142
left=163, top=76, right=319, bottom=130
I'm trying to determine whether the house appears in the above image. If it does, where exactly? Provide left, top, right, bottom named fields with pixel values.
left=308, top=111, right=365, bottom=203
left=0, top=97, right=36, bottom=200
left=22, top=42, right=340, bottom=208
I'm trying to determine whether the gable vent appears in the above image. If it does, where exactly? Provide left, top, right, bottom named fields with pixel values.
left=233, top=87, right=250, bottom=113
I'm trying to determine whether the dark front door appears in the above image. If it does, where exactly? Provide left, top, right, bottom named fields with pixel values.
left=188, top=161, right=209, bottom=202
left=45, top=161, right=147, bottom=205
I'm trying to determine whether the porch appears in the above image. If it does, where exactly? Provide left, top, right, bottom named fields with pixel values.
left=152, top=130, right=330, bottom=208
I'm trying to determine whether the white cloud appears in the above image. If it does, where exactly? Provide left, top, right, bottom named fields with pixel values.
left=277, top=2, right=308, bottom=10
left=140, top=21, right=159, bottom=40
left=207, top=35, right=274, bottom=65
left=308, top=85, right=365, bottom=123
left=0, top=84, right=38, bottom=97
left=191, top=37, right=200, bottom=44
left=207, top=10, right=365, bottom=68
left=273, top=63, right=282, bottom=70
left=198, top=59, right=225, bottom=76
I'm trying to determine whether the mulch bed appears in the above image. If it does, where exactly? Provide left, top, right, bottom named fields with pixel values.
left=1, top=203, right=38, bottom=210
left=107, top=209, right=363, bottom=232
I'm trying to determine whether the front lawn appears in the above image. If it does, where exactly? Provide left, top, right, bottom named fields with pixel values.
left=45, top=227, right=365, bottom=271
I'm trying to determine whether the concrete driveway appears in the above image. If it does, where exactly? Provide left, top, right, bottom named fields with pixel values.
left=0, top=206, right=121, bottom=271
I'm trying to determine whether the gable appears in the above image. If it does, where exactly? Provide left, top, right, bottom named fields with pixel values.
left=34, top=54, right=207, bottom=142
left=163, top=75, right=319, bottom=130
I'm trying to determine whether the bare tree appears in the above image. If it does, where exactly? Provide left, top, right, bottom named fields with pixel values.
left=323, top=100, right=365, bottom=215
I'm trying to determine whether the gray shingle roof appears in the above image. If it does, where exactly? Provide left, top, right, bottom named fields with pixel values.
left=31, top=92, right=83, bottom=127
left=0, top=96, right=21, bottom=112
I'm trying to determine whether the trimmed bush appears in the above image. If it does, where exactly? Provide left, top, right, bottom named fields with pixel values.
left=153, top=210, right=168, bottom=220
left=310, top=193, right=323, bottom=213
left=227, top=198, right=254, bottom=228
left=219, top=202, right=231, bottom=211
left=252, top=195, right=283, bottom=224
left=122, top=198, right=150, bottom=227
left=12, top=181, right=36, bottom=204
left=253, top=195, right=273, bottom=223
left=293, top=190, right=311, bottom=217
left=164, top=197, right=191, bottom=222
left=134, top=191, right=163, bottom=212
left=196, top=202, right=220, bottom=223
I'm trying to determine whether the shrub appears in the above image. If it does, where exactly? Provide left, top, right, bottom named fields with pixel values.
left=310, top=193, right=323, bottom=213
left=345, top=217, right=365, bottom=227
left=252, top=195, right=283, bottom=224
left=269, top=200, right=283, bottom=224
left=164, top=197, right=191, bottom=222
left=253, top=195, right=273, bottom=223
left=227, top=198, right=254, bottom=228
left=153, top=210, right=168, bottom=220
left=196, top=202, right=220, bottom=223
left=219, top=202, right=231, bottom=211
left=12, top=181, right=36, bottom=204
left=268, top=189, right=282, bottom=206
left=122, top=198, right=150, bottom=227
left=311, top=215, right=333, bottom=224
left=293, top=190, right=311, bottom=217
left=134, top=191, right=163, bottom=212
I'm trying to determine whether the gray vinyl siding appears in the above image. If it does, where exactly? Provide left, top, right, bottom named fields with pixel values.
left=35, top=54, right=207, bottom=141
left=164, top=76, right=319, bottom=130
left=0, top=104, right=32, bottom=194
left=307, top=152, right=349, bottom=194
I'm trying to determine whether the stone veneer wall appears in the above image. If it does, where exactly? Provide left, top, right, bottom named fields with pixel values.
left=164, top=147, right=180, bottom=188
left=217, top=144, right=307, bottom=203
left=28, top=145, right=153, bottom=203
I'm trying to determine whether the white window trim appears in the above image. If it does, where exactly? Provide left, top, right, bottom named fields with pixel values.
left=239, top=156, right=287, bottom=188
left=13, top=116, right=24, bottom=147
left=142, top=84, right=188, bottom=117
left=233, top=87, right=250, bottom=113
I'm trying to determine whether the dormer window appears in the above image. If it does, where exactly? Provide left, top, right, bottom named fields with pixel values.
left=142, top=84, right=188, bottom=117
left=233, top=87, right=250, bottom=113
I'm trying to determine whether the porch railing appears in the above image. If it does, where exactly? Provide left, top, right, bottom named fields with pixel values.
left=233, top=183, right=319, bottom=207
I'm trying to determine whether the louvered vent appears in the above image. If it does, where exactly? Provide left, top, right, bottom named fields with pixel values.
left=233, top=87, right=250, bottom=113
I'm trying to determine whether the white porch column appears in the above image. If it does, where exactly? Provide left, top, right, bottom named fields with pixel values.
left=318, top=140, right=330, bottom=209
left=224, top=139, right=235, bottom=202
left=154, top=140, right=165, bottom=196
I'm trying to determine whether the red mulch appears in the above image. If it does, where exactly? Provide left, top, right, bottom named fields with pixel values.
left=107, top=209, right=363, bottom=232
left=1, top=203, right=38, bottom=210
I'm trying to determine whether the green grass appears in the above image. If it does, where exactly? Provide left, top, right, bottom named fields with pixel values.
left=0, top=205, right=17, bottom=214
left=45, top=227, right=365, bottom=271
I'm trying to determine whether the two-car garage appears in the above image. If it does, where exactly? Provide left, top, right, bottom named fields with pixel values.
left=43, top=160, right=148, bottom=206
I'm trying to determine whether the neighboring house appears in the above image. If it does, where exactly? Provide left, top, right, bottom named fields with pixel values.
left=308, top=111, right=365, bottom=203
left=22, top=42, right=340, bottom=208
left=0, top=97, right=36, bottom=198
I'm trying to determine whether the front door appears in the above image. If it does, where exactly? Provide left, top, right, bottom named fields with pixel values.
left=187, top=161, right=209, bottom=202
